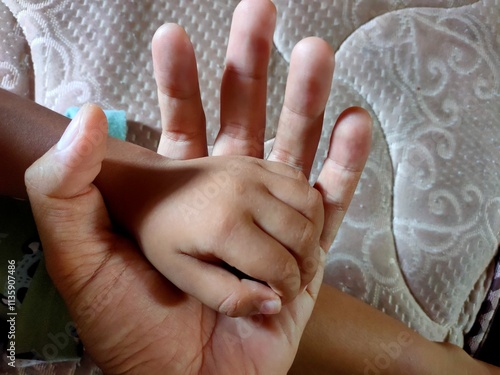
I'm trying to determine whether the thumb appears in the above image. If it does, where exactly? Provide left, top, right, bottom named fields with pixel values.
left=24, top=104, right=110, bottom=296
left=25, top=103, right=108, bottom=199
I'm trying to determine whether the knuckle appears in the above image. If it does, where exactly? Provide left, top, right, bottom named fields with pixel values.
left=274, top=259, right=301, bottom=301
left=217, top=213, right=248, bottom=250
left=216, top=210, right=239, bottom=237
left=299, top=220, right=316, bottom=246
left=324, top=193, right=348, bottom=213
left=271, top=148, right=307, bottom=175
left=295, top=169, right=308, bottom=183
left=308, top=186, right=323, bottom=210
left=161, top=127, right=203, bottom=143
left=231, top=178, right=247, bottom=196
left=307, top=187, right=325, bottom=229
left=301, top=253, right=320, bottom=278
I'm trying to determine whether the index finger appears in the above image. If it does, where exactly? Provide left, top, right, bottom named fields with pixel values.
left=153, top=24, right=208, bottom=160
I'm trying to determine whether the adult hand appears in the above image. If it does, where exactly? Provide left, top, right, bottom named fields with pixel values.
left=25, top=0, right=371, bottom=374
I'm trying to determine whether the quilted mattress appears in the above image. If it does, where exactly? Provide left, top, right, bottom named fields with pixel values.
left=0, top=0, right=499, bottom=372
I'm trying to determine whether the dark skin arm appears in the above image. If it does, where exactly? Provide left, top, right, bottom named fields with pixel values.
left=1, top=88, right=65, bottom=198
left=0, top=87, right=170, bottom=240
left=291, top=283, right=500, bottom=375
left=0, top=88, right=158, bottom=200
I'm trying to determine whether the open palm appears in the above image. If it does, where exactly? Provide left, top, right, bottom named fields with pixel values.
left=25, top=0, right=371, bottom=374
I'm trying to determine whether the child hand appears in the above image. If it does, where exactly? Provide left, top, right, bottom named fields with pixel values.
left=105, top=152, right=324, bottom=317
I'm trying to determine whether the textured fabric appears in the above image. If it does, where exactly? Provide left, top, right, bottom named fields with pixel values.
left=0, top=0, right=32, bottom=98
left=294, top=0, right=500, bottom=347
left=464, top=253, right=500, bottom=354
left=0, top=0, right=499, bottom=372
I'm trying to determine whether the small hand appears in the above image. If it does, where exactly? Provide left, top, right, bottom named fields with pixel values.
left=130, top=154, right=324, bottom=316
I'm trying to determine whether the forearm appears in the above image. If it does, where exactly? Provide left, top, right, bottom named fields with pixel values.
left=0, top=88, right=160, bottom=195
left=0, top=88, right=168, bottom=233
left=291, top=283, right=499, bottom=375
left=0, top=88, right=66, bottom=198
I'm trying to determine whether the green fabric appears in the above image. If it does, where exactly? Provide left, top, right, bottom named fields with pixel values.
left=0, top=197, right=39, bottom=319
left=0, top=115, right=127, bottom=362
left=16, top=257, right=80, bottom=361
left=0, top=196, right=79, bottom=361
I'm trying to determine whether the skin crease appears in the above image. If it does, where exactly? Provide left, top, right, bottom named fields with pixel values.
left=0, top=0, right=498, bottom=373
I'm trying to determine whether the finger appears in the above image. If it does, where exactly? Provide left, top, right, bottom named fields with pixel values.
left=251, top=194, right=322, bottom=290
left=314, top=107, right=372, bottom=251
left=268, top=37, right=334, bottom=178
left=263, top=168, right=324, bottom=227
left=25, top=104, right=108, bottom=199
left=164, top=256, right=282, bottom=317
left=219, top=221, right=301, bottom=303
left=259, top=168, right=325, bottom=289
left=255, top=158, right=309, bottom=182
left=24, top=104, right=113, bottom=292
left=153, top=23, right=207, bottom=160
left=213, top=0, right=277, bottom=157
left=170, top=222, right=302, bottom=306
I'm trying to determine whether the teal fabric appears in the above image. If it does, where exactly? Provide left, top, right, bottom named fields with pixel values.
left=65, top=107, right=127, bottom=141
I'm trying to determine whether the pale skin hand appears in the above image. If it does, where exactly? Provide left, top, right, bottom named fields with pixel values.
left=127, top=1, right=500, bottom=374
left=152, top=8, right=500, bottom=375
left=24, top=1, right=369, bottom=375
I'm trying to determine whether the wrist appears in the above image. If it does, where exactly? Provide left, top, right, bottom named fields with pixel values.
left=96, top=138, right=175, bottom=237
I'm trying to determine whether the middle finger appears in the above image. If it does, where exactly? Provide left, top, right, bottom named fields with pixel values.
left=213, top=0, right=277, bottom=158
left=268, top=37, right=335, bottom=178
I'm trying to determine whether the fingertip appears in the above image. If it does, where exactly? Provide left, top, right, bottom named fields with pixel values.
left=259, top=298, right=281, bottom=315
left=218, top=279, right=282, bottom=317
left=234, top=0, right=277, bottom=26
left=152, top=23, right=188, bottom=46
left=271, top=262, right=302, bottom=304
left=291, top=38, right=335, bottom=84
left=25, top=104, right=108, bottom=200
left=337, top=106, right=372, bottom=128
left=292, top=37, right=335, bottom=67
left=330, top=107, right=373, bottom=171
left=83, top=103, right=109, bottom=135
left=226, top=0, right=276, bottom=71
left=286, top=37, right=335, bottom=116
left=152, top=23, right=198, bottom=96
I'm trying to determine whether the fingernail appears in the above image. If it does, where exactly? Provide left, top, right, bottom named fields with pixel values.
left=57, top=105, right=88, bottom=150
left=260, top=299, right=281, bottom=315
